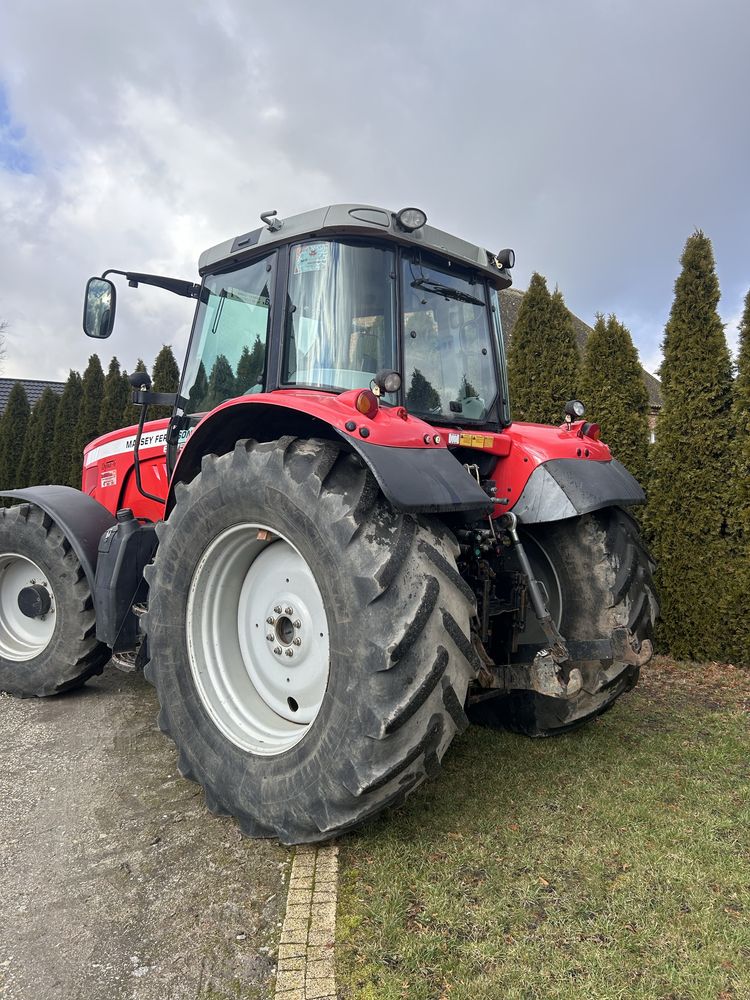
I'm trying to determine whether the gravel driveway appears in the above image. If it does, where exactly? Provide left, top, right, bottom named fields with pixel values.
left=0, top=667, right=289, bottom=1000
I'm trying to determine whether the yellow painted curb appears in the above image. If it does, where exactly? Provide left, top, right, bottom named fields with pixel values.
left=275, top=844, right=338, bottom=1000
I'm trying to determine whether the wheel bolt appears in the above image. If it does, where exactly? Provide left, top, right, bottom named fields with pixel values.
left=284, top=606, right=293, bottom=615
left=273, top=646, right=282, bottom=655
left=266, top=616, right=275, bottom=625
left=284, top=649, right=294, bottom=657
left=266, top=633, right=274, bottom=642
left=293, top=619, right=302, bottom=629
left=274, top=605, right=282, bottom=614
left=292, top=637, right=301, bottom=646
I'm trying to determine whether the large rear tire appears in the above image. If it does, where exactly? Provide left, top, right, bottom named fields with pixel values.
left=469, top=506, right=658, bottom=736
left=142, top=437, right=478, bottom=843
left=0, top=504, right=110, bottom=697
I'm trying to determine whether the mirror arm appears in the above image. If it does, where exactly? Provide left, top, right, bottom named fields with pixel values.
left=102, top=269, right=201, bottom=299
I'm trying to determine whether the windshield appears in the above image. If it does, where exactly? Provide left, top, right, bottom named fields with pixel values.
left=282, top=241, right=397, bottom=392
left=402, top=256, right=499, bottom=423
left=181, top=254, right=274, bottom=414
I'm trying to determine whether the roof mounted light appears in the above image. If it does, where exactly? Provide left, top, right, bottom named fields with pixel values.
left=496, top=248, right=515, bottom=269
left=395, top=207, right=427, bottom=232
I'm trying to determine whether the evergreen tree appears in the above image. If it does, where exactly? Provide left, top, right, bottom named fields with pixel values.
left=579, top=314, right=650, bottom=483
left=29, top=388, right=60, bottom=486
left=726, top=290, right=750, bottom=664
left=205, top=355, right=236, bottom=410
left=71, top=354, right=105, bottom=487
left=151, top=344, right=181, bottom=420
left=100, top=357, right=130, bottom=435
left=406, top=368, right=441, bottom=412
left=0, top=382, right=30, bottom=494
left=507, top=274, right=580, bottom=423
left=647, top=231, right=734, bottom=661
left=50, top=371, right=83, bottom=485
left=16, top=390, right=59, bottom=488
left=122, top=358, right=148, bottom=427
left=733, top=290, right=750, bottom=537
left=236, top=337, right=266, bottom=394
left=187, top=361, right=208, bottom=413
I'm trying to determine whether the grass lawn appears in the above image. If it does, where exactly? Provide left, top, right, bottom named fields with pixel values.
left=336, top=658, right=750, bottom=1000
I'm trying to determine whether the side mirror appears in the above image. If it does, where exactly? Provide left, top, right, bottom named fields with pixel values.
left=83, top=277, right=116, bottom=339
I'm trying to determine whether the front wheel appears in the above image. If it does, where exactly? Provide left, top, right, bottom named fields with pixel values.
left=143, top=437, right=478, bottom=843
left=0, top=504, right=109, bottom=697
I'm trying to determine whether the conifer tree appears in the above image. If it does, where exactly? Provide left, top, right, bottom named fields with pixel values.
left=51, top=371, right=83, bottom=485
left=507, top=275, right=579, bottom=423
left=205, top=355, right=236, bottom=410
left=647, top=231, right=734, bottom=661
left=406, top=368, right=441, bottom=412
left=16, top=389, right=61, bottom=488
left=28, top=388, right=60, bottom=486
left=71, top=354, right=105, bottom=487
left=151, top=344, right=181, bottom=419
left=100, top=357, right=129, bottom=435
left=187, top=361, right=208, bottom=413
left=122, top=359, right=148, bottom=427
left=726, top=290, right=750, bottom=664
left=0, top=382, right=30, bottom=494
left=236, top=337, right=266, bottom=394
left=579, top=314, right=650, bottom=483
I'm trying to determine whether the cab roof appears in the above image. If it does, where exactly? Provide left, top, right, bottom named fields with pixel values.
left=198, top=204, right=513, bottom=289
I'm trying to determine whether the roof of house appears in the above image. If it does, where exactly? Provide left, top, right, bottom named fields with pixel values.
left=498, top=288, right=663, bottom=410
left=0, top=378, right=66, bottom=415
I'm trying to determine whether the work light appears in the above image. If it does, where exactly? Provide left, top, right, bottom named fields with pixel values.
left=395, top=207, right=427, bottom=232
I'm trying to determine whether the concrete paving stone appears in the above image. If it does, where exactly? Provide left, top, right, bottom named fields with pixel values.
left=305, top=978, right=337, bottom=999
left=277, top=957, right=306, bottom=974
left=274, top=989, right=305, bottom=1000
left=306, top=929, right=335, bottom=947
left=287, top=889, right=313, bottom=907
left=280, top=926, right=309, bottom=945
left=311, top=890, right=337, bottom=904
left=277, top=942, right=307, bottom=961
left=305, top=958, right=335, bottom=980
left=276, top=968, right=306, bottom=991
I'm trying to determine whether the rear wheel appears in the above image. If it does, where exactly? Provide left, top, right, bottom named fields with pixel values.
left=469, top=506, right=658, bottom=736
left=143, top=437, right=478, bottom=843
left=0, top=504, right=109, bottom=697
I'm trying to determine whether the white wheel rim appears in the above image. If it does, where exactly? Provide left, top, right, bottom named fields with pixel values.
left=0, top=554, right=56, bottom=661
left=186, top=523, right=331, bottom=755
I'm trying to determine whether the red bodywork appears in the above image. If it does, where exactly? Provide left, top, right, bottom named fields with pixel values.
left=82, top=390, right=612, bottom=521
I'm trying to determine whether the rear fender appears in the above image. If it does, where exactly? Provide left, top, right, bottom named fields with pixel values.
left=0, top=486, right=117, bottom=590
left=510, top=457, right=645, bottom=524
left=168, top=396, right=492, bottom=516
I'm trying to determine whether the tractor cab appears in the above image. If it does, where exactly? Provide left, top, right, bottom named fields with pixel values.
left=177, top=206, right=512, bottom=434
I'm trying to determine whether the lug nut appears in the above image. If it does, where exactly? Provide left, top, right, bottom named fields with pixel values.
left=266, top=616, right=275, bottom=625
left=293, top=619, right=302, bottom=629
left=292, top=637, right=302, bottom=646
left=284, top=649, right=294, bottom=657
left=274, top=605, right=282, bottom=614
left=266, top=633, right=274, bottom=642
left=284, top=606, right=293, bottom=615
left=273, top=646, right=282, bottom=655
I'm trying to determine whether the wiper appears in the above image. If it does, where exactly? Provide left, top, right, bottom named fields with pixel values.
left=411, top=277, right=485, bottom=307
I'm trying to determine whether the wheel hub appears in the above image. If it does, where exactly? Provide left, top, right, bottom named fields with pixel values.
left=0, top=554, right=56, bottom=661
left=18, top=583, right=52, bottom=619
left=186, top=524, right=330, bottom=756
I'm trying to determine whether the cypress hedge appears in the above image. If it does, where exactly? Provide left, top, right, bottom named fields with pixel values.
left=70, top=354, right=104, bottom=487
left=151, top=344, right=180, bottom=420
left=579, top=314, right=650, bottom=484
left=50, top=371, right=83, bottom=485
left=727, top=290, right=750, bottom=663
left=0, top=382, right=30, bottom=494
left=122, top=359, right=148, bottom=428
left=647, top=231, right=734, bottom=662
left=507, top=274, right=580, bottom=423
left=100, top=357, right=130, bottom=435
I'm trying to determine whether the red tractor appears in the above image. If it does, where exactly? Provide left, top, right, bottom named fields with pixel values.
left=0, top=205, right=656, bottom=842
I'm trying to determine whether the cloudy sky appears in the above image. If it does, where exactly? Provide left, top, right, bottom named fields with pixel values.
left=1, top=0, right=748, bottom=383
